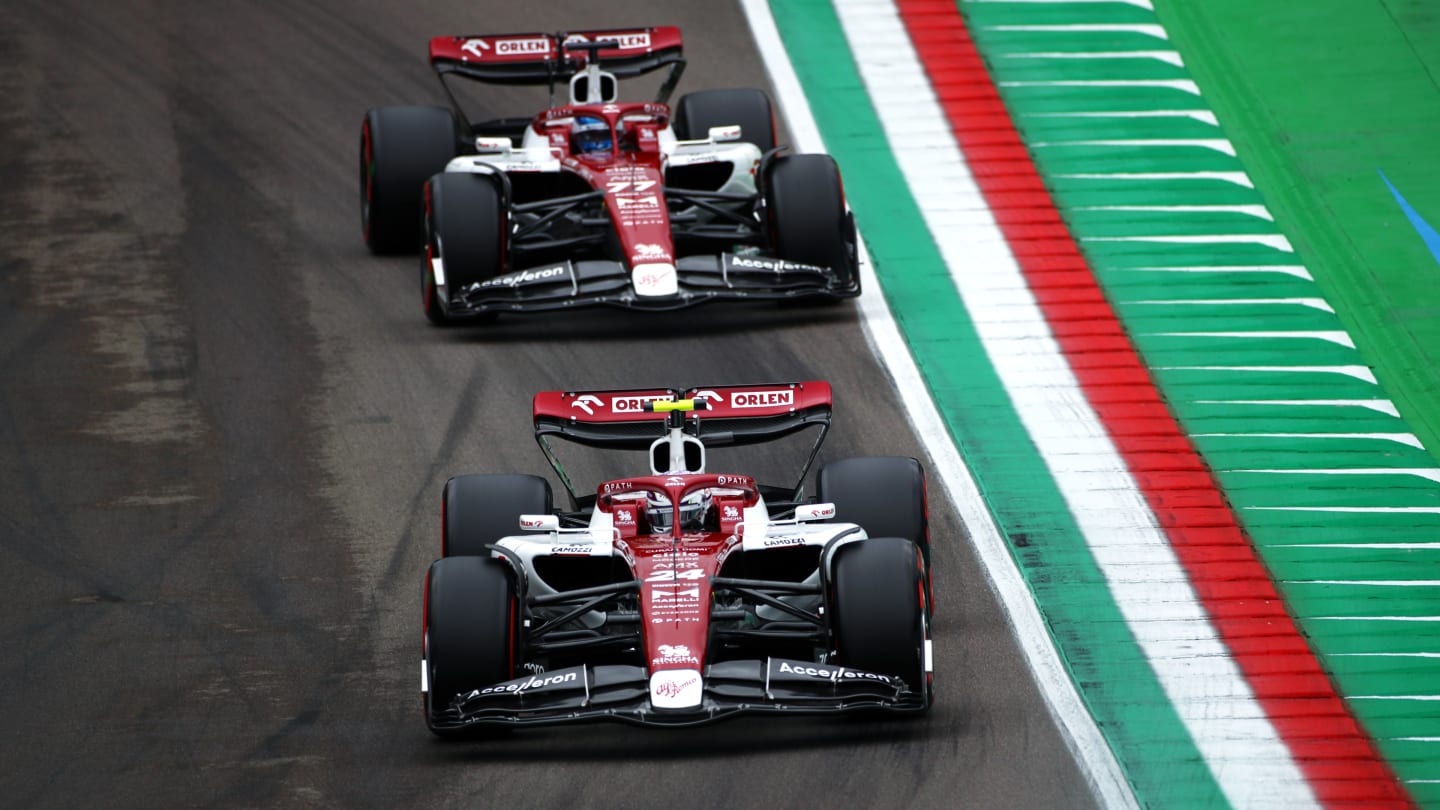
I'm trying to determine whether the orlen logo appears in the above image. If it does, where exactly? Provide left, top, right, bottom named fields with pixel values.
left=496, top=37, right=550, bottom=56
left=732, top=389, right=794, bottom=409
left=610, top=32, right=651, bottom=49
left=612, top=394, right=672, bottom=413
left=519, top=516, right=547, bottom=530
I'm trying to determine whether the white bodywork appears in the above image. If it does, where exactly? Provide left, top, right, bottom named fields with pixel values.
left=441, top=123, right=763, bottom=198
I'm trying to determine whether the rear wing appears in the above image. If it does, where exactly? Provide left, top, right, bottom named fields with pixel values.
left=533, top=382, right=832, bottom=506
left=429, top=27, right=684, bottom=86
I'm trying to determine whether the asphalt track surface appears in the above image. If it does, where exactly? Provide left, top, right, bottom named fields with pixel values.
left=0, top=2, right=1098, bottom=807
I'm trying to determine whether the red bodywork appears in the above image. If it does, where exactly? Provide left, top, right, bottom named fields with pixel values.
left=594, top=473, right=758, bottom=676
left=535, top=103, right=676, bottom=272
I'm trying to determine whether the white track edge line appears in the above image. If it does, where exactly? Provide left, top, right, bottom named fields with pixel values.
left=738, top=1, right=1137, bottom=807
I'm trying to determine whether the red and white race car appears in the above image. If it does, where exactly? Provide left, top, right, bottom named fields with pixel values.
left=359, top=28, right=861, bottom=323
left=422, top=382, right=932, bottom=734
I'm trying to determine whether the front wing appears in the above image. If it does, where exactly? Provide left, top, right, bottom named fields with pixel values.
left=441, top=253, right=860, bottom=319
left=428, top=657, right=927, bottom=732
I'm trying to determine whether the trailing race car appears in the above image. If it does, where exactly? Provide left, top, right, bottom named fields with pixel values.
left=422, top=382, right=933, bottom=733
left=358, top=28, right=861, bottom=323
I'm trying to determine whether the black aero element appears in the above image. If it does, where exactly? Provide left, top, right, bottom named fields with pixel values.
left=425, top=556, right=517, bottom=736
left=672, top=87, right=776, bottom=153
left=361, top=106, right=459, bottom=254
left=442, top=473, right=552, bottom=557
left=422, top=172, right=508, bottom=325
left=818, top=456, right=928, bottom=566
left=829, top=537, right=927, bottom=696
left=764, top=154, right=858, bottom=290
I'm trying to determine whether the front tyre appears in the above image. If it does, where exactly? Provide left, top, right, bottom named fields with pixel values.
left=424, top=556, right=519, bottom=736
left=422, top=172, right=507, bottom=325
left=764, top=154, right=859, bottom=292
left=830, top=537, right=930, bottom=706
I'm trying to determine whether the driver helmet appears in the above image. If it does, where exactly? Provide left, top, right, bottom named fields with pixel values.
left=645, top=489, right=713, bottom=532
left=570, top=115, right=613, bottom=159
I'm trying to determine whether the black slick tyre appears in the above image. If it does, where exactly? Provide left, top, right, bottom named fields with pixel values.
left=672, top=87, right=777, bottom=153
left=360, top=105, right=459, bottom=255
left=422, top=172, right=507, bottom=325
left=442, top=474, right=552, bottom=557
left=764, top=154, right=858, bottom=290
left=424, top=556, right=518, bottom=735
left=830, top=537, right=930, bottom=704
left=819, top=455, right=931, bottom=609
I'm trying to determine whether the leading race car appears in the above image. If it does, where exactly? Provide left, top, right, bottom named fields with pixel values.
left=359, top=28, right=861, bottom=324
left=422, top=382, right=933, bottom=734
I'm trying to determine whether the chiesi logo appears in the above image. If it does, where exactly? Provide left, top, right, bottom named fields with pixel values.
left=774, top=661, right=892, bottom=684
left=634, top=243, right=669, bottom=259
left=732, top=389, right=793, bottom=409
left=472, top=668, right=581, bottom=697
left=480, top=264, right=567, bottom=288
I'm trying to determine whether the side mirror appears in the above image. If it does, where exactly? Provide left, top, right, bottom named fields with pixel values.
left=519, top=514, right=559, bottom=532
left=708, top=125, right=742, bottom=143
left=474, top=136, right=512, bottom=154
left=795, top=503, right=835, bottom=522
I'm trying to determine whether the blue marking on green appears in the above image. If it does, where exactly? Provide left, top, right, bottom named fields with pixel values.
left=1380, top=170, right=1440, bottom=266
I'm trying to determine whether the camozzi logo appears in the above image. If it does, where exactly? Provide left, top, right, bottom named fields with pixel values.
left=731, top=389, right=793, bottom=409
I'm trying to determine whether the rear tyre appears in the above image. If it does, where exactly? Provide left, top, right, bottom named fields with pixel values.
left=764, top=154, right=858, bottom=291
left=818, top=456, right=931, bottom=609
left=672, top=87, right=776, bottom=153
left=830, top=537, right=930, bottom=704
left=422, top=172, right=507, bottom=325
left=424, top=556, right=518, bottom=735
left=442, top=474, right=552, bottom=557
left=361, top=106, right=459, bottom=254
